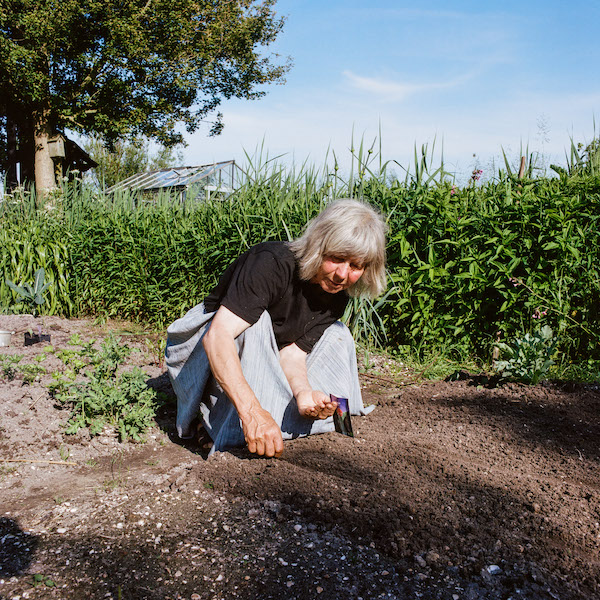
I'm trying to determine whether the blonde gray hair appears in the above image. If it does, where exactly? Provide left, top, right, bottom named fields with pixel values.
left=289, top=198, right=387, bottom=298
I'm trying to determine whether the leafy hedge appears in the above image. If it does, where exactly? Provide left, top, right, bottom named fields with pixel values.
left=1, top=170, right=599, bottom=362
left=367, top=175, right=600, bottom=360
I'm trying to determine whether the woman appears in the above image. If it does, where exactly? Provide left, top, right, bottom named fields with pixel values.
left=166, top=198, right=387, bottom=457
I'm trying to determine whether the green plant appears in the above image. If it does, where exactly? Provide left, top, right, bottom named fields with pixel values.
left=55, top=336, right=160, bottom=441
left=67, top=333, right=84, bottom=345
left=343, top=287, right=392, bottom=349
left=0, top=354, right=23, bottom=380
left=49, top=370, right=77, bottom=395
left=20, top=363, right=46, bottom=384
left=144, top=335, right=167, bottom=368
left=31, top=574, right=55, bottom=588
left=55, top=348, right=87, bottom=374
left=0, top=464, right=18, bottom=480
left=1, top=133, right=600, bottom=369
left=6, top=268, right=50, bottom=317
left=59, top=445, right=71, bottom=461
left=553, top=358, right=600, bottom=382
left=494, top=325, right=558, bottom=384
left=104, top=452, right=126, bottom=491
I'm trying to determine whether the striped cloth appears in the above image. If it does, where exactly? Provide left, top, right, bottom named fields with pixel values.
left=165, top=303, right=374, bottom=454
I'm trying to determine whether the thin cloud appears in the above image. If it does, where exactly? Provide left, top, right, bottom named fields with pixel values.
left=343, top=70, right=472, bottom=102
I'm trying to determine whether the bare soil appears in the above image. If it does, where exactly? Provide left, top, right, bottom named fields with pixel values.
left=0, top=315, right=598, bottom=600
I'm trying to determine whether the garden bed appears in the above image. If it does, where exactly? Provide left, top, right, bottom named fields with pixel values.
left=0, top=315, right=598, bottom=599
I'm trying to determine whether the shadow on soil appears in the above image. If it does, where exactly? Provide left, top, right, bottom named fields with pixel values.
left=0, top=517, right=38, bottom=577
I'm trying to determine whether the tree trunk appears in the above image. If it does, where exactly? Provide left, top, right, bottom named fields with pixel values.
left=5, top=115, right=19, bottom=190
left=33, top=115, right=56, bottom=193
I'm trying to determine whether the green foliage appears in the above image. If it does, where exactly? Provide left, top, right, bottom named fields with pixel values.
left=144, top=335, right=167, bottom=369
left=494, top=325, right=558, bottom=385
left=0, top=353, right=46, bottom=383
left=0, top=353, right=23, bottom=380
left=1, top=137, right=600, bottom=370
left=553, top=358, right=600, bottom=383
left=552, top=135, right=600, bottom=178
left=0, top=0, right=289, bottom=187
left=5, top=267, right=50, bottom=317
left=370, top=172, right=600, bottom=364
left=343, top=289, right=392, bottom=349
left=31, top=574, right=55, bottom=588
left=20, top=362, right=46, bottom=384
left=54, top=336, right=160, bottom=441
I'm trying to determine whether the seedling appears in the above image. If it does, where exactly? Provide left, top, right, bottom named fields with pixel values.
left=20, top=363, right=46, bottom=384
left=31, top=574, right=55, bottom=588
left=59, top=445, right=71, bottom=461
left=67, top=333, right=84, bottom=345
left=0, top=354, right=23, bottom=380
left=144, top=335, right=166, bottom=368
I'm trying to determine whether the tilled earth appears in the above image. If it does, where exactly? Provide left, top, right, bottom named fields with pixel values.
left=0, top=315, right=598, bottom=600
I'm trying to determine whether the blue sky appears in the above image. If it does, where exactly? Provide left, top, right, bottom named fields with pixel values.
left=183, top=0, right=600, bottom=183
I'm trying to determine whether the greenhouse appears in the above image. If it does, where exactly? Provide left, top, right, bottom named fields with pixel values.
left=105, top=160, right=247, bottom=201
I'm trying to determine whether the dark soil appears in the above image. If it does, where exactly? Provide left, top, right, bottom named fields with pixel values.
left=0, top=315, right=598, bottom=600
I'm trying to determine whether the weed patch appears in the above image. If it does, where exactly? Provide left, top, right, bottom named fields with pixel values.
left=53, top=336, right=162, bottom=441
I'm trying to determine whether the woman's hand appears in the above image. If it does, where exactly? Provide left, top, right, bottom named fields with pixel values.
left=203, top=306, right=284, bottom=457
left=295, top=389, right=337, bottom=419
left=240, top=405, right=284, bottom=457
left=279, top=343, right=337, bottom=420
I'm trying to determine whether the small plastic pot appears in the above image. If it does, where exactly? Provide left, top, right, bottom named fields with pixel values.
left=24, top=332, right=51, bottom=346
left=0, top=331, right=14, bottom=347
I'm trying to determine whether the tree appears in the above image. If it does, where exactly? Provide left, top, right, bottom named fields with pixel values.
left=83, top=136, right=184, bottom=189
left=0, top=0, right=289, bottom=191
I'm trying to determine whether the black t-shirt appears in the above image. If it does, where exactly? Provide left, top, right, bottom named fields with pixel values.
left=204, top=241, right=349, bottom=352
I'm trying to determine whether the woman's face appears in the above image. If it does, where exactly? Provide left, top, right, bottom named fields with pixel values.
left=311, top=255, right=365, bottom=294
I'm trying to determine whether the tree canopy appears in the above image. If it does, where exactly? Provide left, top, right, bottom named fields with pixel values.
left=0, top=0, right=289, bottom=189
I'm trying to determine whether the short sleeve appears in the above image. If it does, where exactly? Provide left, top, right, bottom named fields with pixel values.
left=217, top=248, right=294, bottom=326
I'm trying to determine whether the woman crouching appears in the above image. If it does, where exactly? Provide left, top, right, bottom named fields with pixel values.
left=166, top=198, right=387, bottom=457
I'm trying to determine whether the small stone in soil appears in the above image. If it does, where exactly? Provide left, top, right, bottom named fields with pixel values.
left=415, top=555, right=427, bottom=568
left=483, top=565, right=502, bottom=576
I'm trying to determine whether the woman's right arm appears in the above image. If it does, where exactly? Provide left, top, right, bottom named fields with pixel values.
left=202, top=305, right=284, bottom=458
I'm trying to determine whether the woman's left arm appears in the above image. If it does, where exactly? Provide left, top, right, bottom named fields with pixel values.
left=279, top=343, right=338, bottom=419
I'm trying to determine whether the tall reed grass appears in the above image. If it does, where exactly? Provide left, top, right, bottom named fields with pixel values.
left=2, top=140, right=599, bottom=365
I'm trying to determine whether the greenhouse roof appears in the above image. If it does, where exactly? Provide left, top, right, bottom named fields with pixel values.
left=105, top=160, right=243, bottom=192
